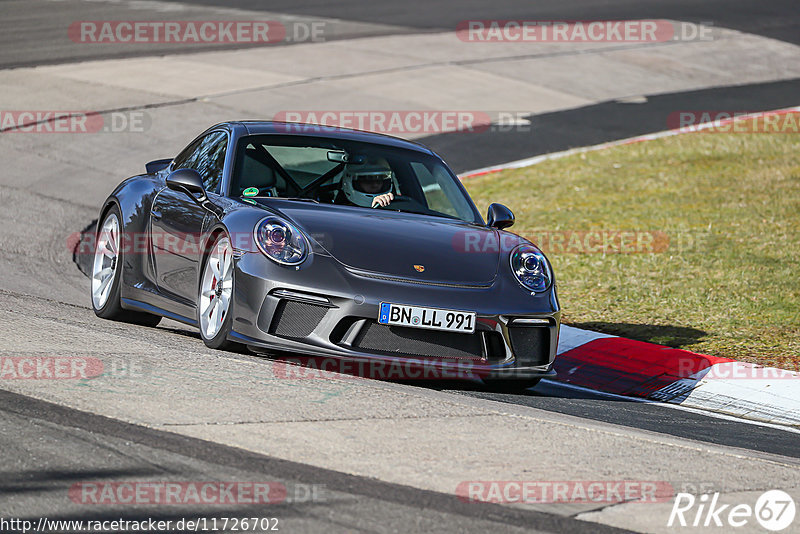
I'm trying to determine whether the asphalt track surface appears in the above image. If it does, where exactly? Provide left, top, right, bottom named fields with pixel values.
left=446, top=382, right=800, bottom=459
left=2, top=389, right=629, bottom=534
left=2, top=0, right=797, bottom=69
left=426, top=77, right=800, bottom=173
left=180, top=0, right=800, bottom=46
left=2, top=1, right=800, bottom=532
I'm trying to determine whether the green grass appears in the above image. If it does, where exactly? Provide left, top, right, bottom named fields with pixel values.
left=464, top=132, right=800, bottom=369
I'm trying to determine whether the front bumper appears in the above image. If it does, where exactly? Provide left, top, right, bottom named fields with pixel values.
left=229, top=252, right=561, bottom=380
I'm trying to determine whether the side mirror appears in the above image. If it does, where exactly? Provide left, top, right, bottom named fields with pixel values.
left=166, top=168, right=207, bottom=203
left=487, top=203, right=515, bottom=230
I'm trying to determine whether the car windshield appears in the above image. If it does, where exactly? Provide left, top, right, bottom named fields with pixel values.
left=230, top=134, right=482, bottom=224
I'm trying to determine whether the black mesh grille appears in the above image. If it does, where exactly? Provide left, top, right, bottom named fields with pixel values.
left=269, top=300, right=328, bottom=339
left=508, top=327, right=550, bottom=366
left=353, top=321, right=484, bottom=360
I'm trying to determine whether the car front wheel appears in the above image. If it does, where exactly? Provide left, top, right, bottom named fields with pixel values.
left=198, top=232, right=239, bottom=350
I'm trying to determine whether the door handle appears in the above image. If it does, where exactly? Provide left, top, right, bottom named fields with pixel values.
left=151, top=210, right=162, bottom=220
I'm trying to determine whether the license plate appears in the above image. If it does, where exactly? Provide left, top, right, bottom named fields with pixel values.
left=378, top=303, right=476, bottom=334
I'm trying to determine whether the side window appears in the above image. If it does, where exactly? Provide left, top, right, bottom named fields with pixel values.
left=172, top=131, right=229, bottom=193
left=410, top=161, right=474, bottom=220
left=172, top=137, right=202, bottom=170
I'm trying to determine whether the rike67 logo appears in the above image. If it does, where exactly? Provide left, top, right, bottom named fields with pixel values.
left=669, top=490, right=796, bottom=531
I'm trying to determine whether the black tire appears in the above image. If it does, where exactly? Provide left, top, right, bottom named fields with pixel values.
left=91, top=205, right=162, bottom=327
left=197, top=232, right=241, bottom=350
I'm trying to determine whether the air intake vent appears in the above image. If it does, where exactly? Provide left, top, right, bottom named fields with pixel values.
left=268, top=300, right=328, bottom=339
left=353, top=321, right=484, bottom=360
left=507, top=326, right=550, bottom=366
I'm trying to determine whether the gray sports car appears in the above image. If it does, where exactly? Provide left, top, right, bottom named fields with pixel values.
left=91, top=122, right=561, bottom=387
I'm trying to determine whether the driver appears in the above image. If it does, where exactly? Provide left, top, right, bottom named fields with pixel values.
left=339, top=158, right=395, bottom=208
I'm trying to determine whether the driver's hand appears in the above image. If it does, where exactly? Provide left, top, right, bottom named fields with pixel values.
left=371, top=192, right=394, bottom=208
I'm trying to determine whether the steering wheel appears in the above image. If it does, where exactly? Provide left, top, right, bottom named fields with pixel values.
left=313, top=183, right=340, bottom=203
left=372, top=194, right=425, bottom=211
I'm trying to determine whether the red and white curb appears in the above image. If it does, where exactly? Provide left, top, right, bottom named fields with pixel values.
left=458, top=108, right=800, bottom=428
left=555, top=326, right=800, bottom=428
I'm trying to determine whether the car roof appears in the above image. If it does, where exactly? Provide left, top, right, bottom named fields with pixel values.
left=207, top=121, right=437, bottom=156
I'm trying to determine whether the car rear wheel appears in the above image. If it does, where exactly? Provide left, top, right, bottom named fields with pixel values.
left=198, top=233, right=240, bottom=350
left=91, top=206, right=161, bottom=327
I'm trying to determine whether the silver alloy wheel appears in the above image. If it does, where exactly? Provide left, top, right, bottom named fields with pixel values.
left=199, top=237, right=233, bottom=339
left=91, top=213, right=120, bottom=309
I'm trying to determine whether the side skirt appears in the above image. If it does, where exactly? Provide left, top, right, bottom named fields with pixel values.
left=121, top=297, right=198, bottom=327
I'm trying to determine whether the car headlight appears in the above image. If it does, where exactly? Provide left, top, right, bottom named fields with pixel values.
left=254, top=216, right=309, bottom=265
left=510, top=244, right=552, bottom=292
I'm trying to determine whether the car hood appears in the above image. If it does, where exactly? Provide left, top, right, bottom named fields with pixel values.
left=260, top=200, right=499, bottom=285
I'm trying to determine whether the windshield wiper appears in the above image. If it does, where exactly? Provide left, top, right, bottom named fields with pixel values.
left=281, top=197, right=319, bottom=203
left=381, top=206, right=460, bottom=221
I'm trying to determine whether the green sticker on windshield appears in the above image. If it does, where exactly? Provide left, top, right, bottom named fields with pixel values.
left=242, top=187, right=259, bottom=197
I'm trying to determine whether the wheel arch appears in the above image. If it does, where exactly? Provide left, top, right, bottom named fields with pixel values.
left=197, top=224, right=231, bottom=293
left=97, top=174, right=164, bottom=305
left=97, top=199, right=120, bottom=234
